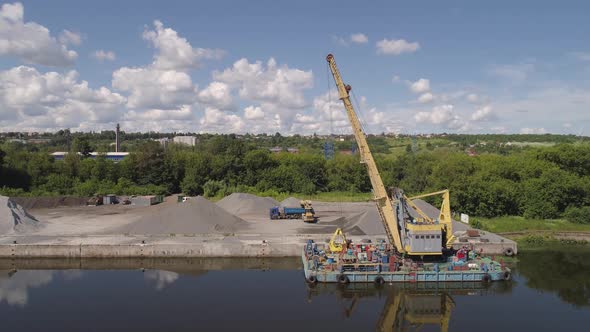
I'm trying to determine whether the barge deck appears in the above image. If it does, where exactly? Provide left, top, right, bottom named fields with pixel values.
left=302, top=240, right=511, bottom=284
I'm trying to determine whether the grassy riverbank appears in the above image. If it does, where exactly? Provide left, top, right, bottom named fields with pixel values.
left=515, top=234, right=589, bottom=249
left=471, top=216, right=590, bottom=233
left=208, top=191, right=372, bottom=202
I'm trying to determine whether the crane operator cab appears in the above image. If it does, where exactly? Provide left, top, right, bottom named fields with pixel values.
left=405, top=227, right=443, bottom=255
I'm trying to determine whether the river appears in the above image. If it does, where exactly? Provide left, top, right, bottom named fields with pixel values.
left=0, top=249, right=589, bottom=331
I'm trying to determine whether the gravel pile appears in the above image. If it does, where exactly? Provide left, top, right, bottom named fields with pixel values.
left=216, top=193, right=279, bottom=216
left=0, top=196, right=43, bottom=235
left=119, top=196, right=246, bottom=235
left=10, top=197, right=88, bottom=210
left=280, top=197, right=302, bottom=208
left=410, top=199, right=441, bottom=219
left=346, top=208, right=387, bottom=235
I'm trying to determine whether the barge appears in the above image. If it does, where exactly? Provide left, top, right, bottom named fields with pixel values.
left=302, top=240, right=511, bottom=284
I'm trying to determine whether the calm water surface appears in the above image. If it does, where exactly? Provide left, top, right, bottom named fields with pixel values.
left=1, top=250, right=589, bottom=331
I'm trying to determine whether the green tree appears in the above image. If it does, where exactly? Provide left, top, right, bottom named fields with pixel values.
left=522, top=168, right=588, bottom=219
left=243, top=149, right=277, bottom=186
left=133, top=141, right=168, bottom=187
left=564, top=206, right=590, bottom=224
left=26, top=153, right=55, bottom=187
left=71, top=137, right=93, bottom=157
left=203, top=179, right=226, bottom=197
left=43, top=174, right=74, bottom=195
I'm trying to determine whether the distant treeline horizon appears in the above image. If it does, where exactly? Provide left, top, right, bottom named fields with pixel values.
left=1, top=134, right=589, bottom=223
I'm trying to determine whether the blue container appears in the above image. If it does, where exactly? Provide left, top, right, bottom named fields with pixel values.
left=382, top=256, right=389, bottom=264
left=283, top=207, right=305, bottom=215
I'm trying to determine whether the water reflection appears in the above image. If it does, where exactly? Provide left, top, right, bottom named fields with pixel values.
left=144, top=270, right=179, bottom=290
left=0, top=270, right=82, bottom=307
left=517, top=249, right=590, bottom=307
left=306, top=283, right=512, bottom=332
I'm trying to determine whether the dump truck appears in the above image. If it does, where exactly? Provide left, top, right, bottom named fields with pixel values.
left=270, top=206, right=305, bottom=219
left=269, top=200, right=317, bottom=222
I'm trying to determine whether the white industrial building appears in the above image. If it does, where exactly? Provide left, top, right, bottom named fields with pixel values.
left=173, top=136, right=197, bottom=146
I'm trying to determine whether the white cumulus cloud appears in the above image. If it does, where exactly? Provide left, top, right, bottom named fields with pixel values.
left=244, top=105, right=264, bottom=120
left=0, top=65, right=125, bottom=131
left=92, top=50, right=116, bottom=61
left=471, top=105, right=495, bottom=121
left=112, top=67, right=196, bottom=110
left=214, top=58, right=313, bottom=110
left=143, top=20, right=224, bottom=70
left=0, top=2, right=78, bottom=66
left=199, top=107, right=244, bottom=133
left=58, top=29, right=82, bottom=45
left=414, top=104, right=465, bottom=130
left=376, top=38, right=420, bottom=55
left=417, top=92, right=434, bottom=104
left=410, top=78, right=430, bottom=94
left=350, top=33, right=368, bottom=44
left=197, top=81, right=233, bottom=110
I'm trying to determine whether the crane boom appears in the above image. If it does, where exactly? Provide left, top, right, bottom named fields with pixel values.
left=326, top=54, right=404, bottom=253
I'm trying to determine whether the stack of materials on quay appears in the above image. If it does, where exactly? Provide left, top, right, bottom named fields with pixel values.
left=216, top=193, right=278, bottom=215
left=118, top=196, right=246, bottom=235
left=0, top=196, right=43, bottom=235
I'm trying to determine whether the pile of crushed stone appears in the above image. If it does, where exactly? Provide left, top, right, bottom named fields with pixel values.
left=280, top=197, right=302, bottom=208
left=0, top=196, right=43, bottom=235
left=216, top=193, right=279, bottom=216
left=302, top=206, right=386, bottom=236
left=347, top=199, right=441, bottom=235
left=302, top=199, right=441, bottom=236
left=346, top=208, right=387, bottom=235
left=118, top=196, right=246, bottom=235
left=410, top=199, right=441, bottom=219
left=9, top=196, right=88, bottom=210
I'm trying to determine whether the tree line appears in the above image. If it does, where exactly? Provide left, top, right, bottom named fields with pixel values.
left=1, top=135, right=589, bottom=222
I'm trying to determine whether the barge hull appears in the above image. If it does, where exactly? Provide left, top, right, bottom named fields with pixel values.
left=302, top=252, right=510, bottom=283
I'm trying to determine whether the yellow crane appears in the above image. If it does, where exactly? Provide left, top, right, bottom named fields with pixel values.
left=377, top=291, right=455, bottom=332
left=407, top=190, right=455, bottom=248
left=326, top=53, right=405, bottom=253
left=326, top=54, right=452, bottom=255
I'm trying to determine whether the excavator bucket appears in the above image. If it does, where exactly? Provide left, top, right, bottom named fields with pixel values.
left=329, top=228, right=347, bottom=253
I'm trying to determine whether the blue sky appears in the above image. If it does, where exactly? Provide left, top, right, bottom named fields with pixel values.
left=0, top=0, right=589, bottom=134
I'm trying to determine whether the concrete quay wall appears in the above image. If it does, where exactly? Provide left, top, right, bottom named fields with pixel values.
left=0, top=233, right=517, bottom=258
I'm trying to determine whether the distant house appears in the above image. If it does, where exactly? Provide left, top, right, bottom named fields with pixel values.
left=28, top=138, right=52, bottom=144
left=50, top=152, right=129, bottom=163
left=173, top=136, right=197, bottom=146
left=155, top=137, right=171, bottom=147
left=269, top=146, right=283, bottom=153
left=269, top=147, right=299, bottom=154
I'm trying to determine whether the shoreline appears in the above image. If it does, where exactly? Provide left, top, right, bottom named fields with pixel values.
left=0, top=233, right=517, bottom=258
